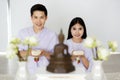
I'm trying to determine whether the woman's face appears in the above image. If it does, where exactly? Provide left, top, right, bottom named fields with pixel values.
left=71, top=23, right=84, bottom=39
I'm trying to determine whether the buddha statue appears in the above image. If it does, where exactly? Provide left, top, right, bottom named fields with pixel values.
left=47, top=29, right=75, bottom=73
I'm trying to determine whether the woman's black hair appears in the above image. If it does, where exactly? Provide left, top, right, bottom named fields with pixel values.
left=67, top=17, right=87, bottom=39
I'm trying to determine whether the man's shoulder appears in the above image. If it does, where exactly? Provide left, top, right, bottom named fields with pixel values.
left=20, top=27, right=32, bottom=31
left=44, top=28, right=57, bottom=35
left=19, top=27, right=32, bottom=32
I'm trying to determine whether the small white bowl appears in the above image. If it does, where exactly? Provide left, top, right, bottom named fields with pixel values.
left=32, top=50, right=41, bottom=56
left=73, top=50, right=84, bottom=55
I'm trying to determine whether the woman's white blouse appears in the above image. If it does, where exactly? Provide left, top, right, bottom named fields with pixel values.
left=65, top=39, right=93, bottom=72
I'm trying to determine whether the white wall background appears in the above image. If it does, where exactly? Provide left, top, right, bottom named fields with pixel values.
left=0, top=0, right=8, bottom=51
left=0, top=0, right=120, bottom=51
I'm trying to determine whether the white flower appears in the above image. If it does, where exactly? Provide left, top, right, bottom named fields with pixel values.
left=10, top=37, right=21, bottom=45
left=84, top=37, right=99, bottom=48
left=8, top=44, right=18, bottom=50
left=97, top=47, right=110, bottom=60
left=108, top=41, right=118, bottom=52
left=7, top=36, right=38, bottom=60
left=6, top=48, right=18, bottom=59
left=29, top=36, right=38, bottom=46
left=6, top=38, right=20, bottom=59
left=22, top=37, right=30, bottom=45
left=76, top=57, right=80, bottom=63
left=84, top=36, right=118, bottom=61
left=23, top=36, right=38, bottom=47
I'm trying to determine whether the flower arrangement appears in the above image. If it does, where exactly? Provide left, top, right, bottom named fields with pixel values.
left=7, top=36, right=38, bottom=61
left=84, top=37, right=118, bottom=60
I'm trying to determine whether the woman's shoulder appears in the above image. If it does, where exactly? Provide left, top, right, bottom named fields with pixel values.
left=82, top=40, right=92, bottom=53
left=64, top=39, right=72, bottom=46
left=65, top=39, right=72, bottom=43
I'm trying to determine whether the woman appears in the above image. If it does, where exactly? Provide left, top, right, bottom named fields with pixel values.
left=65, top=17, right=93, bottom=72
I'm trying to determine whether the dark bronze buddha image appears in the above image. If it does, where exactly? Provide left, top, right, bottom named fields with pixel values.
left=47, top=29, right=75, bottom=73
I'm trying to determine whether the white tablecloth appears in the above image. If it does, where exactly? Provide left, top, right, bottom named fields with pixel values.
left=0, top=72, right=120, bottom=80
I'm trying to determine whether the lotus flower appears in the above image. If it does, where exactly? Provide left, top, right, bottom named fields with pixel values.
left=7, top=36, right=38, bottom=60
left=84, top=37, right=101, bottom=48
left=7, top=38, right=21, bottom=59
left=10, top=37, right=21, bottom=45
left=97, top=47, right=110, bottom=60
left=108, top=41, right=118, bottom=52
left=6, top=48, right=18, bottom=59
left=84, top=36, right=118, bottom=60
left=23, top=36, right=38, bottom=47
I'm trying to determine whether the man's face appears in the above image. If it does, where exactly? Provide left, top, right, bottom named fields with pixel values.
left=31, top=11, right=47, bottom=30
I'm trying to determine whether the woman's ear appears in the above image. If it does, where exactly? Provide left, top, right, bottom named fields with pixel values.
left=31, top=16, right=33, bottom=21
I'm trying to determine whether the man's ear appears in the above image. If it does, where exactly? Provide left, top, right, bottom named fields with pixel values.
left=45, top=16, right=48, bottom=20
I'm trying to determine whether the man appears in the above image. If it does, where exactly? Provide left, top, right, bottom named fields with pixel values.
left=18, top=4, right=58, bottom=74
